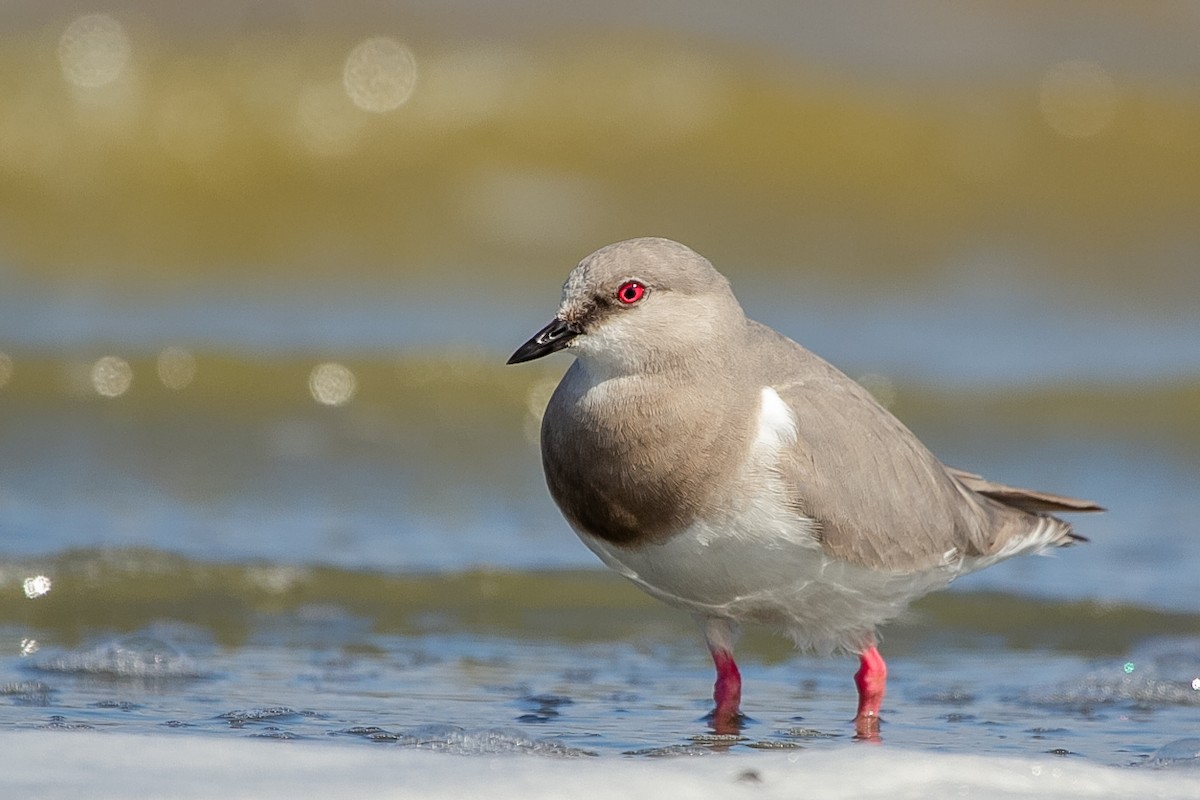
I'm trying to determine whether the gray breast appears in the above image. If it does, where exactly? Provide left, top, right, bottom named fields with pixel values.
left=540, top=364, right=754, bottom=548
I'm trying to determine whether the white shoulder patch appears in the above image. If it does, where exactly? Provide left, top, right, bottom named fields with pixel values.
left=754, top=386, right=798, bottom=451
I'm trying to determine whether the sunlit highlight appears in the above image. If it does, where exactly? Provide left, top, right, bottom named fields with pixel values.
left=343, top=37, right=418, bottom=112
left=20, top=638, right=39, bottom=656
left=1039, top=60, right=1117, bottom=138
left=309, top=362, right=357, bottom=406
left=58, top=14, right=132, bottom=88
left=91, top=355, right=133, bottom=397
left=23, top=575, right=52, bottom=599
left=157, top=347, right=197, bottom=390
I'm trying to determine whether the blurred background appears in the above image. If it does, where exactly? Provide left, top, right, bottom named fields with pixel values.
left=1, top=1, right=1198, bottom=624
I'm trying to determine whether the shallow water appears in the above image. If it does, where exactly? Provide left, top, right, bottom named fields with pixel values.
left=2, top=293, right=1199, bottom=771
left=1, top=552, right=1198, bottom=766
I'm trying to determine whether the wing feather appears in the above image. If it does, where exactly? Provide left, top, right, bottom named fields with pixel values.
left=744, top=321, right=1085, bottom=572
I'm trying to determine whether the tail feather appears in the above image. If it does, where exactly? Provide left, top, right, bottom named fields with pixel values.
left=947, top=467, right=1105, bottom=515
left=982, top=514, right=1081, bottom=567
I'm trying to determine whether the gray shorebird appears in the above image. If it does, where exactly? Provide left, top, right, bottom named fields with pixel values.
left=508, top=237, right=1101, bottom=737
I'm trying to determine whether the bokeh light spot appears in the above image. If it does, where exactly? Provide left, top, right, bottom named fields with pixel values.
left=1123, top=661, right=1136, bottom=674
left=58, top=13, right=132, bottom=88
left=309, top=362, right=357, bottom=406
left=1039, top=60, right=1117, bottom=139
left=91, top=355, right=133, bottom=397
left=157, top=347, right=197, bottom=390
left=343, top=37, right=418, bottom=112
left=23, top=575, right=52, bottom=599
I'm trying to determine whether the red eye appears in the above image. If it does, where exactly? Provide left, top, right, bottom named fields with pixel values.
left=616, top=280, right=646, bottom=305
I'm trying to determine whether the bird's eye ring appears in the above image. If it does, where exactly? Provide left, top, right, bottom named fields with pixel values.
left=616, top=280, right=646, bottom=305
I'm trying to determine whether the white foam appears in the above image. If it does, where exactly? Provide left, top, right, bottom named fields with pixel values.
left=3, top=731, right=1197, bottom=799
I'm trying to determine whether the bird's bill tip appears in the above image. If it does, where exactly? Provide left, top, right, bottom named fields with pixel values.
left=506, top=318, right=579, bottom=364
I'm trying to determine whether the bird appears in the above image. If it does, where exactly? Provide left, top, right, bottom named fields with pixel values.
left=507, top=237, right=1101, bottom=737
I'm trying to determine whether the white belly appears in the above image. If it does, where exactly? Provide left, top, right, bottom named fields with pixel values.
left=575, top=499, right=963, bottom=655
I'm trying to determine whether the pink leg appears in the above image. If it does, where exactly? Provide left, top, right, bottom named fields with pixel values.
left=710, top=647, right=742, bottom=728
left=697, top=617, right=742, bottom=733
left=853, top=644, right=887, bottom=738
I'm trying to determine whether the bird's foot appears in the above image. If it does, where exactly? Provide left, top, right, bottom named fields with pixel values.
left=852, top=711, right=882, bottom=742
left=704, top=705, right=747, bottom=736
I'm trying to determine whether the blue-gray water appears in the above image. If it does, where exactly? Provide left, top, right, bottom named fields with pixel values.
left=1, top=271, right=1198, bottom=766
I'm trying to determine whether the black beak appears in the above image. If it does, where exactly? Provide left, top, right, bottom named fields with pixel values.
left=507, top=318, right=580, bottom=364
